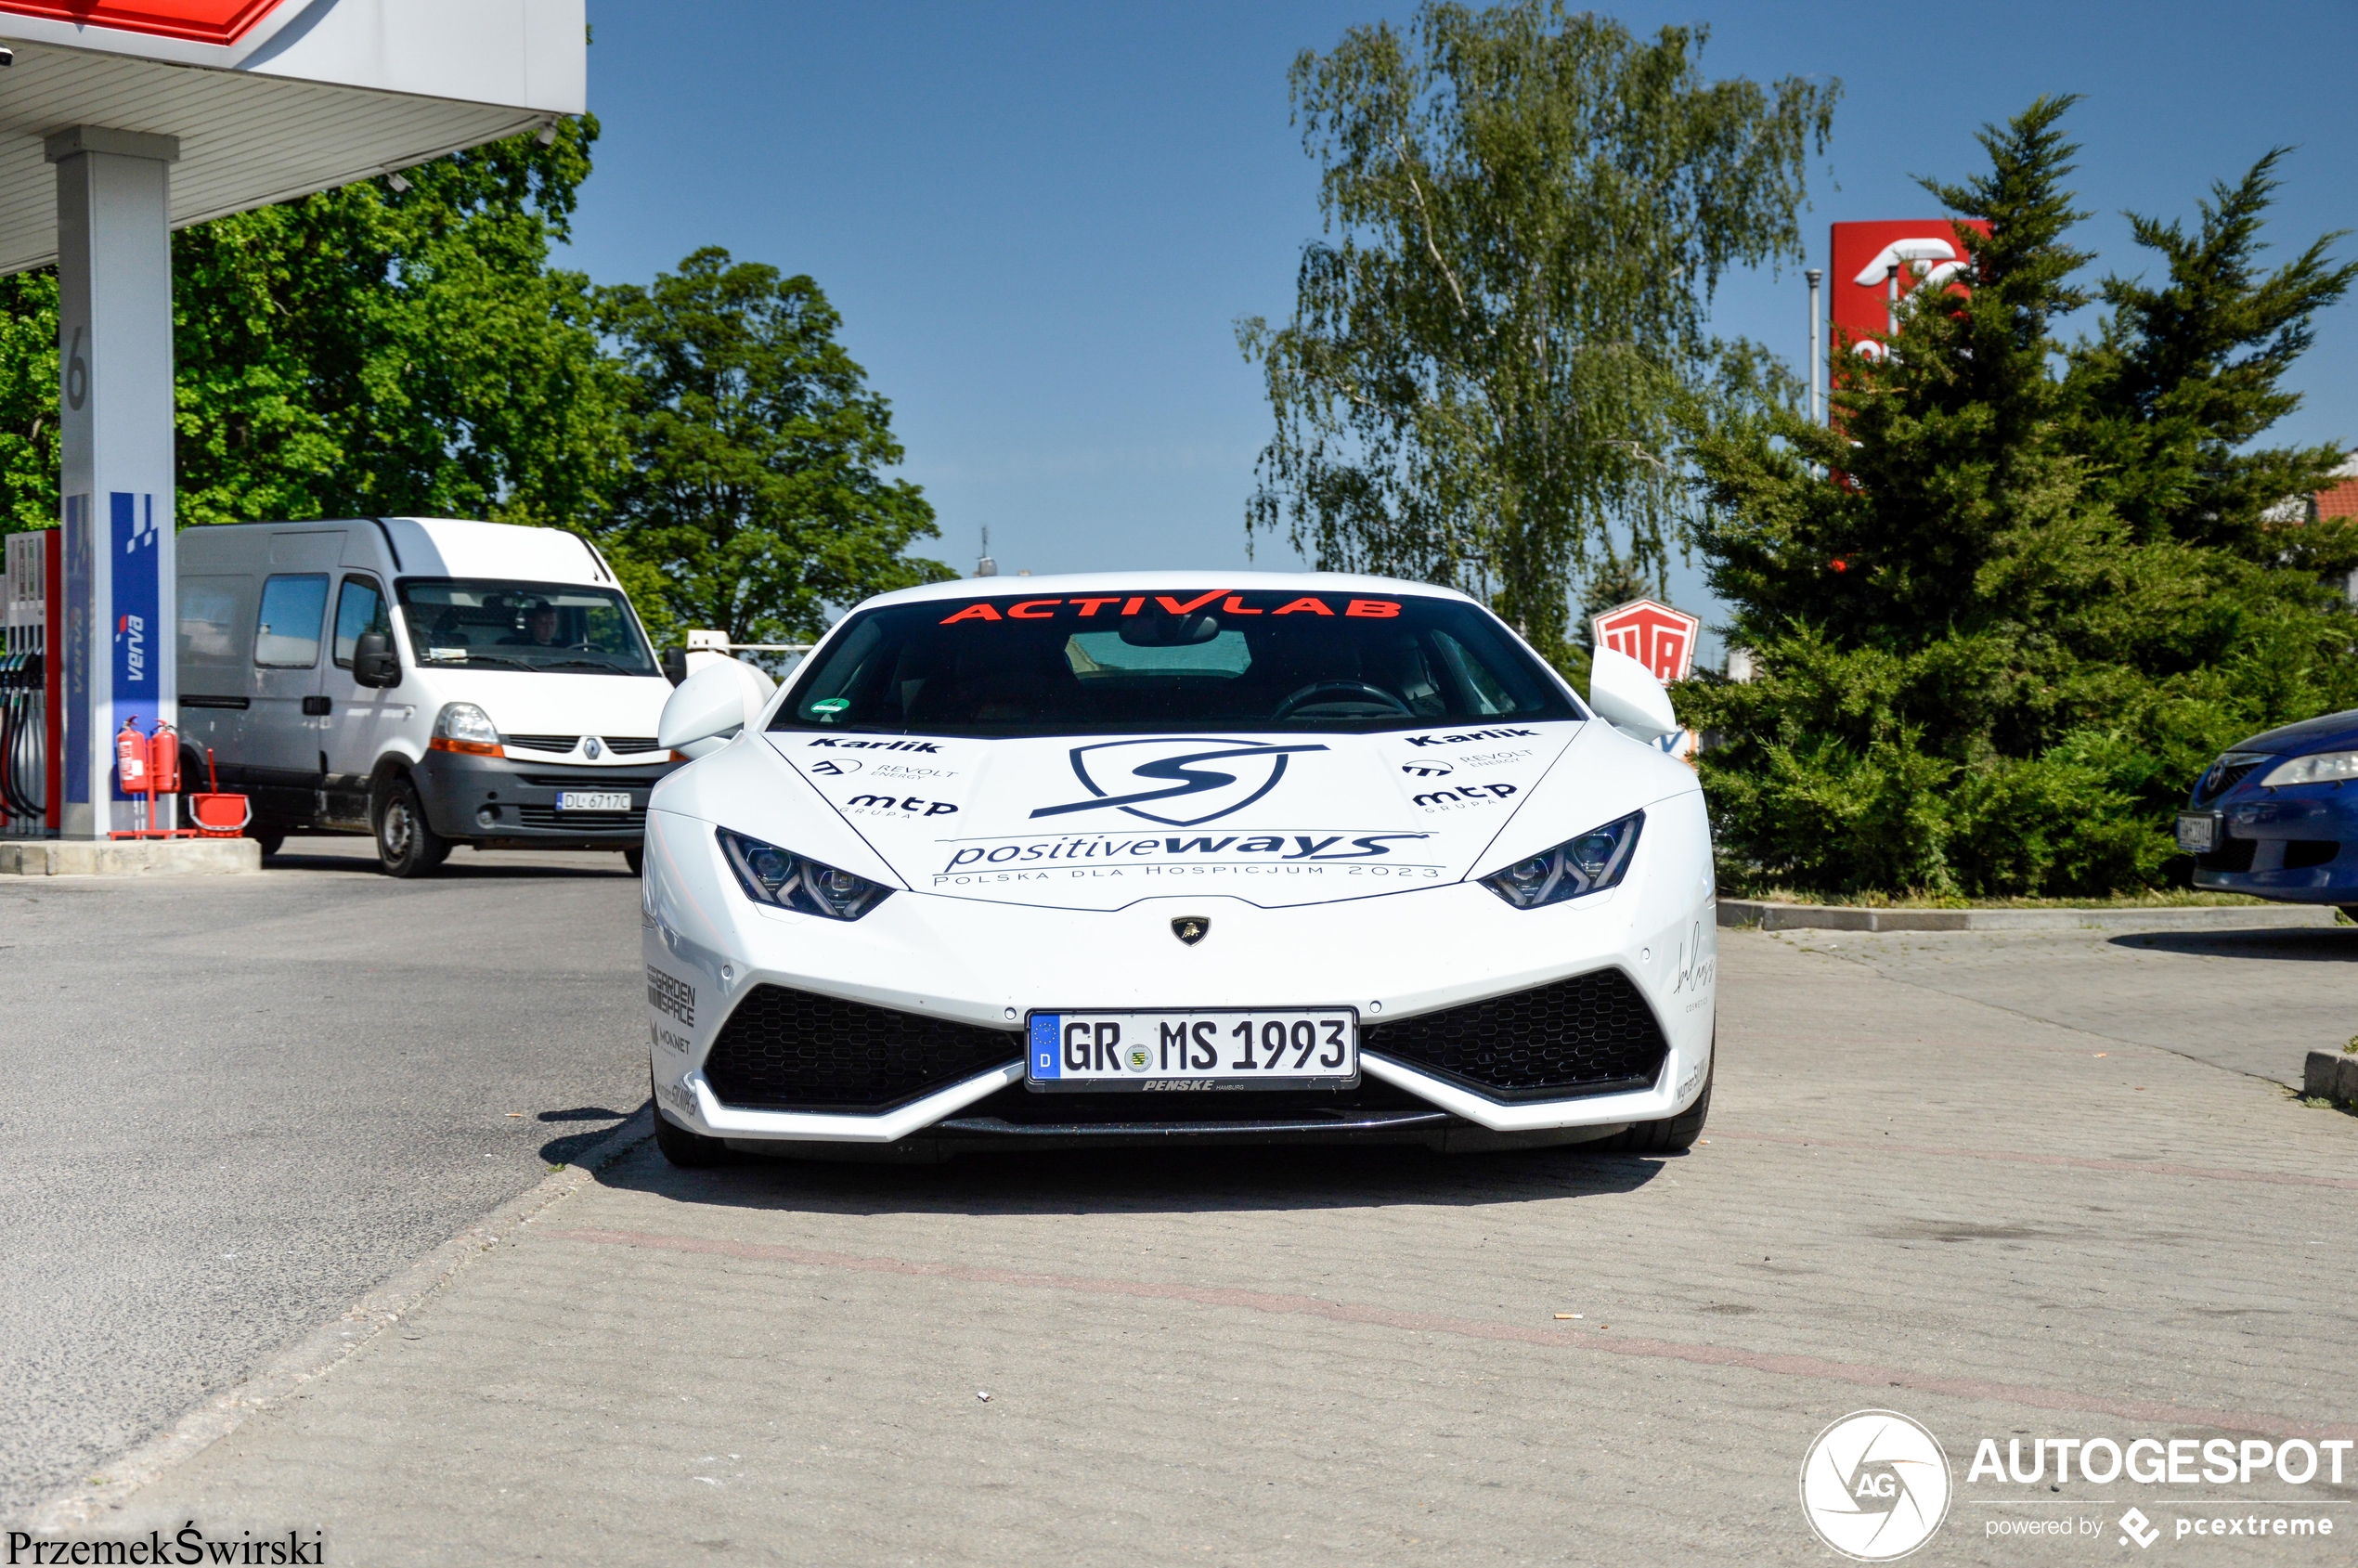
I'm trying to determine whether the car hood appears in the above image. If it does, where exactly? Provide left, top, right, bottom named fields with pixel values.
left=760, top=721, right=1588, bottom=910
left=417, top=669, right=676, bottom=740
left=2231, top=707, right=2358, bottom=758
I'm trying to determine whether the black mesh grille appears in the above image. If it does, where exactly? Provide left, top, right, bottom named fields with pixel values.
left=516, top=805, right=645, bottom=830
left=1365, top=967, right=1668, bottom=1100
left=704, top=984, right=1022, bottom=1110
left=602, top=736, right=664, bottom=754
left=2285, top=839, right=2339, bottom=870
left=2194, top=757, right=2266, bottom=804
left=2197, top=835, right=2257, bottom=873
left=503, top=733, right=579, bottom=754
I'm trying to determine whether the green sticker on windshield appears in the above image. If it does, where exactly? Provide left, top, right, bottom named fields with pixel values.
left=810, top=697, right=850, bottom=714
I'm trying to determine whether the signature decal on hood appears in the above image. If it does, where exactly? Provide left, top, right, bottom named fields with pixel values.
left=1405, top=726, right=1540, bottom=748
left=1030, top=738, right=1329, bottom=827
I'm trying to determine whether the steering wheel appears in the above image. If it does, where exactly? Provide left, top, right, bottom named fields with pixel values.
left=1274, top=680, right=1415, bottom=719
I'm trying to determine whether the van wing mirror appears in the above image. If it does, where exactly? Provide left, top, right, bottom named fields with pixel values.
left=353, top=631, right=401, bottom=690
left=1587, top=645, right=1678, bottom=742
left=657, top=657, right=779, bottom=759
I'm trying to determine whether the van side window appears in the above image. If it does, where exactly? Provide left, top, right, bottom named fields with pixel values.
left=331, top=575, right=390, bottom=668
left=253, top=574, right=329, bottom=668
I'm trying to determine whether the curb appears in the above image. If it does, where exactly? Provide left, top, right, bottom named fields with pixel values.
left=0, top=837, right=261, bottom=876
left=1717, top=899, right=2348, bottom=933
left=15, top=1107, right=655, bottom=1534
left=2304, top=1051, right=2358, bottom=1106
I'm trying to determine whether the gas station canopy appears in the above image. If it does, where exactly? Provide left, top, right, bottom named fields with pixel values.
left=0, top=0, right=587, bottom=839
left=0, top=0, right=586, bottom=274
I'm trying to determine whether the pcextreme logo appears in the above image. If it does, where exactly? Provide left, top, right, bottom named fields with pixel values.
left=1800, top=1410, right=1953, bottom=1561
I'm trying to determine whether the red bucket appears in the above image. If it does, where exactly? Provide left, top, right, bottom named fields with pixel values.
left=188, top=793, right=250, bottom=836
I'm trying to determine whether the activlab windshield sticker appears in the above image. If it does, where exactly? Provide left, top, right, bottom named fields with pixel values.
left=935, top=591, right=1402, bottom=624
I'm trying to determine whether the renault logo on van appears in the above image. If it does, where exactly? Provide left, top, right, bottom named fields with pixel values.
left=584, top=737, right=602, bottom=759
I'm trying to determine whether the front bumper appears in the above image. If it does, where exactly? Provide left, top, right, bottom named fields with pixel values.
left=414, top=750, right=678, bottom=846
left=2187, top=786, right=2358, bottom=903
left=641, top=798, right=1718, bottom=1150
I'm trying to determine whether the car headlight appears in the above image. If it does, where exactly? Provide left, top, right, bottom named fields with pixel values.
left=2258, top=751, right=2358, bottom=788
left=429, top=701, right=502, bottom=757
left=1480, top=810, right=1644, bottom=909
left=716, top=827, right=893, bottom=920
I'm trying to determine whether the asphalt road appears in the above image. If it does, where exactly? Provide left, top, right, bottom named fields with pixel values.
left=0, top=837, right=650, bottom=1517
left=67, top=927, right=2358, bottom=1565
left=1760, top=921, right=2358, bottom=1088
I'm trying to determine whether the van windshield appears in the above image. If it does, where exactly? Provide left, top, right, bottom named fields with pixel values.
left=396, top=578, right=656, bottom=675
left=771, top=588, right=1581, bottom=737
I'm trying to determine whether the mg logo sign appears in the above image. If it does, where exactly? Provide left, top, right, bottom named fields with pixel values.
left=1590, top=599, right=1700, bottom=683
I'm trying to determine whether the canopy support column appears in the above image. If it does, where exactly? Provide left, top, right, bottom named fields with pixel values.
left=49, top=125, right=179, bottom=839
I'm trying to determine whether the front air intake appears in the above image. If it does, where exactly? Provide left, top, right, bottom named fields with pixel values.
left=1365, top=967, right=1668, bottom=1100
left=702, top=984, right=1020, bottom=1111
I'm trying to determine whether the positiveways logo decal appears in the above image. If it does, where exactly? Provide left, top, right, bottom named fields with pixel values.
left=1029, top=738, right=1328, bottom=827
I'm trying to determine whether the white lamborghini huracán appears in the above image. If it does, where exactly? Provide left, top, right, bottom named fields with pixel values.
left=638, top=574, right=1715, bottom=1165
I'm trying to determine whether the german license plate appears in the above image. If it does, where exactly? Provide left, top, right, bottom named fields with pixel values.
left=558, top=791, right=632, bottom=812
left=2175, top=811, right=2217, bottom=853
left=1026, top=1009, right=1358, bottom=1091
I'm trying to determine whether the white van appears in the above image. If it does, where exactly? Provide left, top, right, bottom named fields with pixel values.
left=175, top=517, right=680, bottom=875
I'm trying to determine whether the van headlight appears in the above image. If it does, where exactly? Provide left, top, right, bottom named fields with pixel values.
left=429, top=701, right=502, bottom=757
left=717, top=828, right=893, bottom=920
left=1480, top=810, right=1645, bottom=909
left=2258, top=751, right=2358, bottom=787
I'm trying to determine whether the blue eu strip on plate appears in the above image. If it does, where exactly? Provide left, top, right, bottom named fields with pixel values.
left=1029, top=1013, right=1061, bottom=1079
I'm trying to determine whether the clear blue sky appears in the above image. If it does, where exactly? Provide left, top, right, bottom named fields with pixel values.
left=566, top=1, right=2356, bottom=654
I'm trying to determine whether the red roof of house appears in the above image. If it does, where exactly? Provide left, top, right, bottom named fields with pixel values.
left=2316, top=475, right=2358, bottom=520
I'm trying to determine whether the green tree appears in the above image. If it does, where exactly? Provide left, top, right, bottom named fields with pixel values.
left=172, top=117, right=618, bottom=528
left=2064, top=148, right=2358, bottom=571
left=1238, top=1, right=1835, bottom=667
left=1681, top=98, right=2358, bottom=899
left=594, top=248, right=949, bottom=651
left=0, top=270, right=58, bottom=533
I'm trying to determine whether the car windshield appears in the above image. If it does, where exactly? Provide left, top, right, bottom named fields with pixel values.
left=395, top=578, right=656, bottom=675
left=771, top=588, right=1582, bottom=737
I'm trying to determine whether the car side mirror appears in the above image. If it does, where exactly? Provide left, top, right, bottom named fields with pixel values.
left=353, top=631, right=401, bottom=690
left=661, top=647, right=688, bottom=686
left=657, top=657, right=778, bottom=759
left=1587, top=646, right=1678, bottom=742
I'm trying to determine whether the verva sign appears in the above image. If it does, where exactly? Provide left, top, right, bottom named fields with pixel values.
left=0, top=1, right=288, bottom=45
left=1591, top=599, right=1700, bottom=683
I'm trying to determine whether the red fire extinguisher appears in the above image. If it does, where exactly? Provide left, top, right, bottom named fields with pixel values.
left=148, top=720, right=181, bottom=833
left=116, top=717, right=149, bottom=791
left=147, top=720, right=180, bottom=794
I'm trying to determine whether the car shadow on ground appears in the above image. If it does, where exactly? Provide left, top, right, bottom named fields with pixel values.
left=539, top=1106, right=635, bottom=1165
left=592, top=1116, right=1672, bottom=1217
left=2110, top=927, right=2358, bottom=962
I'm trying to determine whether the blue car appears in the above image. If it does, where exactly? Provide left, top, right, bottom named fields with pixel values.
left=2181, top=709, right=2358, bottom=913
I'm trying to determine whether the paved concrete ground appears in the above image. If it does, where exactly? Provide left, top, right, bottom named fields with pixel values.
left=32, top=927, right=2355, bottom=1565
left=1765, top=922, right=2358, bottom=1088
left=0, top=836, right=648, bottom=1516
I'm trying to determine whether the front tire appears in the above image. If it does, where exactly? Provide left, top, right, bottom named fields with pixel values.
left=624, top=846, right=644, bottom=876
left=374, top=776, right=449, bottom=878
left=1596, top=1060, right=1711, bottom=1154
left=652, top=1067, right=729, bottom=1167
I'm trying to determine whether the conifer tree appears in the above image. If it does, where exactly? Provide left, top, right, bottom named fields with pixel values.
left=1679, top=99, right=2358, bottom=898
